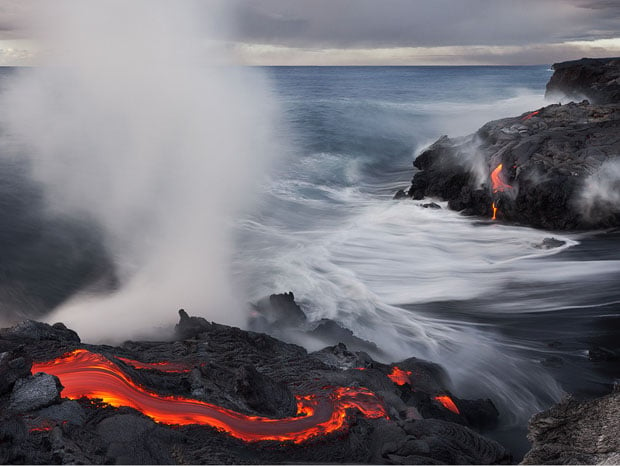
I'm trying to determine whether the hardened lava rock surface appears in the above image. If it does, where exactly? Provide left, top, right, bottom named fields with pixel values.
left=521, top=390, right=620, bottom=465
left=400, top=57, right=620, bottom=230
left=0, top=311, right=510, bottom=465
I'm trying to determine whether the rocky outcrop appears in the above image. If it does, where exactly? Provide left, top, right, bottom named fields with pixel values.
left=250, top=292, right=381, bottom=355
left=0, top=314, right=510, bottom=464
left=521, top=390, right=620, bottom=465
left=400, top=58, right=620, bottom=230
left=546, top=57, right=620, bottom=105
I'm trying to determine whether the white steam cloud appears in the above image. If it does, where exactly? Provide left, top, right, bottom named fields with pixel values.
left=0, top=0, right=281, bottom=341
left=579, top=159, right=620, bottom=220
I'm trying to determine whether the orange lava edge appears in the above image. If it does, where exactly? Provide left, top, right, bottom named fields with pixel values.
left=433, top=395, right=460, bottom=414
left=387, top=366, right=412, bottom=386
left=32, top=349, right=388, bottom=444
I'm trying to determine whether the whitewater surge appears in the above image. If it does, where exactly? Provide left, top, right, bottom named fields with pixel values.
left=232, top=67, right=620, bottom=434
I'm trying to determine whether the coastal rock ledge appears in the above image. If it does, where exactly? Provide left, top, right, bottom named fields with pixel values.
left=399, top=57, right=620, bottom=230
left=521, top=390, right=620, bottom=465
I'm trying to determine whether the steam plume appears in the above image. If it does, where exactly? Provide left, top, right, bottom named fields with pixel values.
left=0, top=0, right=281, bottom=341
left=579, top=159, right=620, bottom=222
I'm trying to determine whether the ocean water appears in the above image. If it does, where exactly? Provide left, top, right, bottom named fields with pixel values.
left=231, top=66, right=620, bottom=455
left=0, top=65, right=618, bottom=457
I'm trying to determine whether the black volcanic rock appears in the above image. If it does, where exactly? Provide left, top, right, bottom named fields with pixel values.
left=0, top=351, right=32, bottom=396
left=0, top=320, right=80, bottom=343
left=253, top=291, right=307, bottom=327
left=174, top=308, right=212, bottom=339
left=234, top=364, right=297, bottom=417
left=404, top=100, right=620, bottom=230
left=546, top=57, right=620, bottom=105
left=401, top=57, right=620, bottom=230
left=0, top=312, right=510, bottom=464
left=521, top=390, right=620, bottom=464
left=8, top=372, right=62, bottom=412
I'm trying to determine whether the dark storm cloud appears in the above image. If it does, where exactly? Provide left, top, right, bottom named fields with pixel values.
left=230, top=0, right=620, bottom=48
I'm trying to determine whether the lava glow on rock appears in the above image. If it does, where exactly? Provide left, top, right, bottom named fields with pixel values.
left=434, top=395, right=460, bottom=414
left=387, top=366, right=412, bottom=385
left=31, top=349, right=388, bottom=443
left=490, top=164, right=513, bottom=220
left=521, top=110, right=539, bottom=121
left=490, top=164, right=512, bottom=194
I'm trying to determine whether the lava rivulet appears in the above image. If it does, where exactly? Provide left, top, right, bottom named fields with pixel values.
left=31, top=350, right=388, bottom=443
left=490, top=164, right=512, bottom=193
left=434, top=395, right=460, bottom=414
left=521, top=110, right=539, bottom=121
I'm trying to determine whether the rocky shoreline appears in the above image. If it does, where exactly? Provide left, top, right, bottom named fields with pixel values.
left=396, top=57, right=620, bottom=231
left=1, top=310, right=512, bottom=464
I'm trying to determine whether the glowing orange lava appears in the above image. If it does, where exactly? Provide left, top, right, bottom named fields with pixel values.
left=521, top=110, right=539, bottom=121
left=116, top=356, right=191, bottom=373
left=31, top=350, right=388, bottom=443
left=490, top=164, right=512, bottom=193
left=492, top=202, right=498, bottom=221
left=433, top=395, right=460, bottom=414
left=387, top=366, right=412, bottom=386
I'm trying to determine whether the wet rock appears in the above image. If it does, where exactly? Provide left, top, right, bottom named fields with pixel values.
left=534, top=238, right=566, bottom=250
left=546, top=57, right=620, bottom=105
left=234, top=364, right=297, bottom=417
left=421, top=202, right=441, bottom=209
left=253, top=291, right=307, bottom=327
left=456, top=398, right=500, bottom=431
left=309, top=319, right=379, bottom=354
left=0, top=320, right=80, bottom=343
left=522, top=391, right=620, bottom=464
left=393, top=189, right=408, bottom=200
left=9, top=373, right=62, bottom=413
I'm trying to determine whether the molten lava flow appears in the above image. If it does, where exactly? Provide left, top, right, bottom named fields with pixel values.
left=116, top=356, right=191, bottom=373
left=387, top=366, right=412, bottom=386
left=490, top=164, right=512, bottom=193
left=490, top=164, right=512, bottom=220
left=521, top=110, right=539, bottom=121
left=32, top=350, right=388, bottom=443
left=433, top=395, right=460, bottom=414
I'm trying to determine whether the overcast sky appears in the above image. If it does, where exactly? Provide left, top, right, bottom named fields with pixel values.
left=1, top=0, right=619, bottom=65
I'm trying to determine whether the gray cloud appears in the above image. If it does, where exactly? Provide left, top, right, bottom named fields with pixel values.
left=228, top=0, right=620, bottom=48
left=1, top=0, right=619, bottom=65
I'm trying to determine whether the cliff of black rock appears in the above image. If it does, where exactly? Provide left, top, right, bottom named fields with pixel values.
left=399, top=57, right=620, bottom=230
left=0, top=312, right=510, bottom=465
left=546, top=57, right=620, bottom=105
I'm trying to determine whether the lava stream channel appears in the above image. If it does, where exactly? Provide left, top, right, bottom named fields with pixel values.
left=32, top=349, right=388, bottom=443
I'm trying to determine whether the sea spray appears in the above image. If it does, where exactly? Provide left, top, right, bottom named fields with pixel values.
left=0, top=0, right=282, bottom=341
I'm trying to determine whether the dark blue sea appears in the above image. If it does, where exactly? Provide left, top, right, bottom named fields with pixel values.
left=1, top=65, right=618, bottom=458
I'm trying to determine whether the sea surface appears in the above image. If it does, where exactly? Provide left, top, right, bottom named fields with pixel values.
left=1, top=66, right=618, bottom=458
left=232, top=66, right=620, bottom=456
